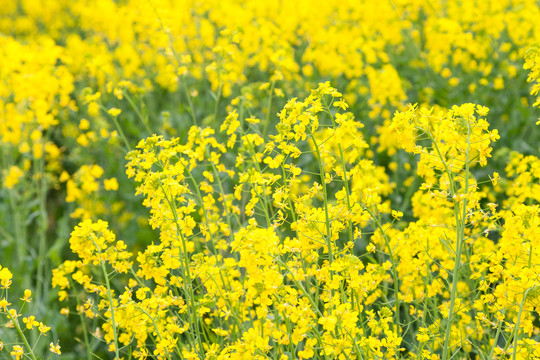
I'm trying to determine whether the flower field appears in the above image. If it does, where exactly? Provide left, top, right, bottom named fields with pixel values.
left=1, top=0, right=540, bottom=359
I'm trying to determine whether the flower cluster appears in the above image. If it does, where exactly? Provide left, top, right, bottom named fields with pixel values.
left=50, top=81, right=540, bottom=359
left=1, top=265, right=61, bottom=359
left=1, top=1, right=540, bottom=359
left=524, top=45, right=540, bottom=114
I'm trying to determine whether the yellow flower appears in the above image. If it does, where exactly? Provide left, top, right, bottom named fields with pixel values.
left=88, top=102, right=100, bottom=117
left=49, top=342, right=61, bottom=355
left=20, top=289, right=32, bottom=302
left=391, top=210, right=403, bottom=220
left=79, top=118, right=90, bottom=130
left=0, top=298, right=10, bottom=310
left=3, top=166, right=23, bottom=189
left=318, top=315, right=338, bottom=332
left=493, top=77, right=504, bottom=90
left=39, top=322, right=51, bottom=335
left=59, top=171, right=70, bottom=182
left=11, top=345, right=24, bottom=360
left=476, top=105, right=489, bottom=117
left=489, top=172, right=500, bottom=186
left=416, top=327, right=430, bottom=343
left=108, top=107, right=122, bottom=117
left=0, top=266, right=12, bottom=289
left=104, top=178, right=119, bottom=191
left=23, top=315, right=39, bottom=330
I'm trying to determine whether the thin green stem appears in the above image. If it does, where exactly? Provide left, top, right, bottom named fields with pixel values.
left=75, top=293, right=93, bottom=360
left=430, top=117, right=470, bottom=360
left=262, top=79, right=276, bottom=139
left=307, top=130, right=333, bottom=265
left=147, top=1, right=197, bottom=125
left=214, top=78, right=222, bottom=124
left=273, top=257, right=323, bottom=318
left=185, top=171, right=218, bottom=255
left=36, top=133, right=49, bottom=317
left=100, top=261, right=121, bottom=360
left=88, top=235, right=121, bottom=360
left=6, top=309, right=39, bottom=360
left=105, top=107, right=131, bottom=151
left=324, top=98, right=353, bottom=244
left=161, top=188, right=205, bottom=357
left=512, top=290, right=529, bottom=360
left=133, top=304, right=173, bottom=360
left=124, top=92, right=153, bottom=134
left=2, top=146, right=27, bottom=286
left=362, top=206, right=401, bottom=338
left=487, top=317, right=504, bottom=359
left=205, top=148, right=241, bottom=230
left=238, top=126, right=274, bottom=226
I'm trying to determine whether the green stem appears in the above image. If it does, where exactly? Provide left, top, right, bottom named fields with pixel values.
left=75, top=293, right=93, bottom=360
left=147, top=2, right=197, bottom=126
left=362, top=206, right=401, bottom=338
left=205, top=148, right=241, bottom=231
left=214, top=78, right=222, bottom=124
left=324, top=98, right=353, bottom=244
left=36, top=133, right=49, bottom=317
left=124, top=92, right=153, bottom=134
left=487, top=317, right=504, bottom=359
left=133, top=304, right=173, bottom=360
left=262, top=79, right=276, bottom=139
left=307, top=130, right=333, bottom=265
left=104, top=104, right=131, bottom=151
left=2, top=146, right=27, bottom=287
left=6, top=309, right=39, bottom=360
left=512, top=290, right=529, bottom=360
left=238, top=126, right=274, bottom=226
left=161, top=188, right=205, bottom=357
left=274, top=257, right=323, bottom=318
left=185, top=171, right=218, bottom=255
left=88, top=234, right=121, bottom=360
left=437, top=118, right=470, bottom=360
left=101, top=261, right=121, bottom=360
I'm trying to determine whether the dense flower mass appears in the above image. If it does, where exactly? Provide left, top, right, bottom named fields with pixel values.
left=0, top=0, right=540, bottom=359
